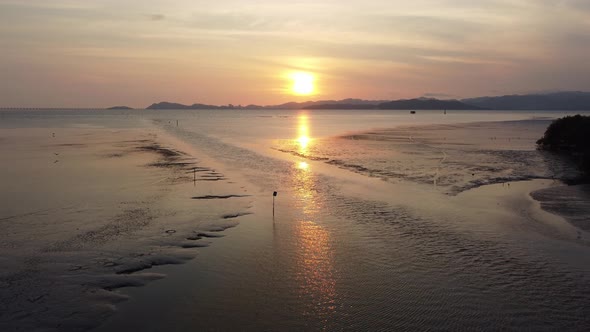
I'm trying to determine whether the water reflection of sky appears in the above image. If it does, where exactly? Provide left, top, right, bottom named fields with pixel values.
left=297, top=112, right=311, bottom=154
left=292, top=112, right=337, bottom=323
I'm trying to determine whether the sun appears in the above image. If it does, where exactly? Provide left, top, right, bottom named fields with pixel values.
left=290, top=72, right=315, bottom=95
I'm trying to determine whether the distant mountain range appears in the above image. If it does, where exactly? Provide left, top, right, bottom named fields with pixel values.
left=146, top=98, right=478, bottom=110
left=462, top=91, right=590, bottom=110
left=146, top=102, right=225, bottom=110
left=302, top=98, right=483, bottom=110
left=146, top=98, right=391, bottom=110
left=144, top=91, right=590, bottom=111
left=107, top=106, right=133, bottom=110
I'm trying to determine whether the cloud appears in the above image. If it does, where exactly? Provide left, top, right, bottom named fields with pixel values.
left=2, top=0, right=590, bottom=107
left=147, top=14, right=165, bottom=21
left=0, top=0, right=96, bottom=10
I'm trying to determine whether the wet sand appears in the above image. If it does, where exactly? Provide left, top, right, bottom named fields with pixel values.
left=531, top=184, right=590, bottom=233
left=1, top=112, right=590, bottom=331
left=98, top=118, right=589, bottom=331
left=94, top=175, right=590, bottom=331
left=0, top=127, right=254, bottom=331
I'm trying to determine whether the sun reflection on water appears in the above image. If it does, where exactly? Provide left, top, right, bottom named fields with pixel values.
left=294, top=220, right=337, bottom=320
left=297, top=112, right=312, bottom=154
left=298, top=161, right=310, bottom=170
left=290, top=114, right=337, bottom=322
left=297, top=136, right=310, bottom=150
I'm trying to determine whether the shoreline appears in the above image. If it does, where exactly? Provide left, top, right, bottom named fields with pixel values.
left=531, top=183, right=590, bottom=234
left=455, top=179, right=589, bottom=244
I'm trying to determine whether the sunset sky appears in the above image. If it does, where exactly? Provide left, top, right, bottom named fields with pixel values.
left=1, top=0, right=589, bottom=107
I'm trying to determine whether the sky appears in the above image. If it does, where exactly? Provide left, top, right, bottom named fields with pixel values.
left=1, top=0, right=589, bottom=108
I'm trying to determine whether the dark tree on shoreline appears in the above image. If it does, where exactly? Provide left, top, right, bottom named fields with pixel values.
left=537, top=115, right=590, bottom=174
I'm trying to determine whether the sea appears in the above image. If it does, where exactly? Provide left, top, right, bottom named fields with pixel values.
left=1, top=109, right=590, bottom=331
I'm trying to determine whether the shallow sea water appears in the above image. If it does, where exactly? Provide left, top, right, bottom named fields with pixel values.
left=1, top=109, right=590, bottom=331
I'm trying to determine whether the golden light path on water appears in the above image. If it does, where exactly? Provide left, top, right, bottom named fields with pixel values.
left=297, top=112, right=311, bottom=153
left=292, top=112, right=337, bottom=321
left=298, top=161, right=309, bottom=170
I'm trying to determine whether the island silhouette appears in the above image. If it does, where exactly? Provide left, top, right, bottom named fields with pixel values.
left=143, top=91, right=590, bottom=111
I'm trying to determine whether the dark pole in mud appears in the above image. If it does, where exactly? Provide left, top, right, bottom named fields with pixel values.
left=193, top=167, right=196, bottom=185
left=176, top=120, right=179, bottom=127
left=273, top=191, right=278, bottom=217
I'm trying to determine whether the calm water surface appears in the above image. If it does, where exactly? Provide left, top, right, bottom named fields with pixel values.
left=3, top=109, right=590, bottom=330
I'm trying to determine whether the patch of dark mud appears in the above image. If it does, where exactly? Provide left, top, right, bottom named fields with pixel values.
left=326, top=159, right=370, bottom=172
left=273, top=148, right=330, bottom=161
left=138, top=144, right=183, bottom=159
left=325, top=159, right=404, bottom=181
left=339, top=133, right=409, bottom=142
left=115, top=255, right=190, bottom=274
left=221, top=212, right=253, bottom=219
left=70, top=272, right=166, bottom=290
left=105, top=153, right=124, bottom=158
left=185, top=232, right=224, bottom=241
left=113, top=139, right=153, bottom=149
left=56, top=143, right=87, bottom=147
left=198, top=177, right=226, bottom=181
left=186, top=167, right=214, bottom=173
left=121, top=139, right=152, bottom=144
left=180, top=242, right=210, bottom=249
left=137, top=144, right=199, bottom=170
left=196, top=232, right=225, bottom=238
left=191, top=195, right=250, bottom=200
left=148, top=161, right=194, bottom=168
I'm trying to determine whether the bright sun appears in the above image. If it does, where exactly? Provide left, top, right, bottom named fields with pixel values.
left=290, top=72, right=315, bottom=95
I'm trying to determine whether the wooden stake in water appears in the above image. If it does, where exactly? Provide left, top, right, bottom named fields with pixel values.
left=273, top=191, right=278, bottom=217
left=193, top=167, right=196, bottom=185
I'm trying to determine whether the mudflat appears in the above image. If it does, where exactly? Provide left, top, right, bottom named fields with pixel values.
left=1, top=110, right=590, bottom=331
left=0, top=127, right=253, bottom=331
